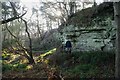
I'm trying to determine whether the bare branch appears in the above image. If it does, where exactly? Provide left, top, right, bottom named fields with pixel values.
left=0, top=11, right=27, bottom=24
left=5, top=24, right=26, bottom=50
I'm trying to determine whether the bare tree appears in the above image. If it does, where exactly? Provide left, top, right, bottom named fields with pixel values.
left=1, top=1, right=35, bottom=64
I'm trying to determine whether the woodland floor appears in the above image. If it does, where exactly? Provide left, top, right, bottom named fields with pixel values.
left=2, top=48, right=115, bottom=79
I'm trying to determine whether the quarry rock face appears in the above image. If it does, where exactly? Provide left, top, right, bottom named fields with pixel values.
left=59, top=17, right=116, bottom=52
left=55, top=2, right=115, bottom=52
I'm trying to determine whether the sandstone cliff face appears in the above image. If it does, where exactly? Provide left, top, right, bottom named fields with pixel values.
left=58, top=2, right=115, bottom=52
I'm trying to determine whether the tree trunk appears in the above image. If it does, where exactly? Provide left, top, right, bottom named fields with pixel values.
left=21, top=18, right=35, bottom=64
left=114, top=2, right=120, bottom=78
left=93, top=0, right=97, bottom=7
left=0, top=22, right=2, bottom=79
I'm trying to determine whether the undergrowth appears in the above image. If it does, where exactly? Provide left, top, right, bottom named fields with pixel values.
left=48, top=51, right=115, bottom=78
left=2, top=50, right=115, bottom=78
